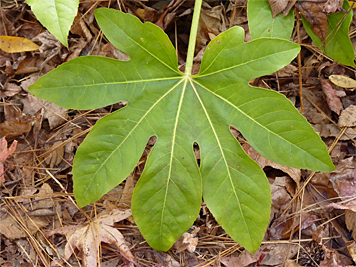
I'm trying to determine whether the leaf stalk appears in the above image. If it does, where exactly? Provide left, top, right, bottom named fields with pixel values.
left=184, top=0, right=202, bottom=75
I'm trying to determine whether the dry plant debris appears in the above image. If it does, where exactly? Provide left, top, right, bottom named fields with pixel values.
left=1, top=0, right=356, bottom=266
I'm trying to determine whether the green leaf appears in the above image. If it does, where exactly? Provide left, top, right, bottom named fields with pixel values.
left=26, top=0, right=79, bottom=47
left=29, top=8, right=334, bottom=253
left=247, top=0, right=294, bottom=40
left=302, top=0, right=355, bottom=66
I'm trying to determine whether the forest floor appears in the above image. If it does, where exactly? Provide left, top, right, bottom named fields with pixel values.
left=1, top=0, right=356, bottom=266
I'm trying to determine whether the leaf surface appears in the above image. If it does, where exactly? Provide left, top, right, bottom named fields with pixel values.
left=0, top=36, right=40, bottom=53
left=247, top=0, right=294, bottom=40
left=29, top=8, right=334, bottom=253
left=26, top=0, right=79, bottom=47
left=302, top=0, right=355, bottom=66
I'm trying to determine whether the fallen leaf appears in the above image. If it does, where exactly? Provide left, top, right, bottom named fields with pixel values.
left=326, top=157, right=356, bottom=212
left=0, top=121, right=32, bottom=139
left=319, top=245, right=345, bottom=267
left=313, top=123, right=356, bottom=140
left=32, top=31, right=63, bottom=64
left=284, top=260, right=303, bottom=266
left=0, top=83, right=22, bottom=98
left=0, top=137, right=18, bottom=183
left=244, top=143, right=301, bottom=186
left=329, top=75, right=356, bottom=89
left=0, top=36, right=40, bottom=53
left=268, top=0, right=289, bottom=17
left=346, top=241, right=356, bottom=263
left=119, top=173, right=135, bottom=208
left=295, top=1, right=328, bottom=44
left=15, top=56, right=39, bottom=75
left=45, top=141, right=65, bottom=168
left=345, top=210, right=356, bottom=240
left=0, top=212, right=48, bottom=239
left=260, top=243, right=299, bottom=265
left=338, top=105, right=356, bottom=127
left=21, top=94, right=68, bottom=130
left=32, top=183, right=54, bottom=210
left=46, top=209, right=136, bottom=267
left=277, top=64, right=298, bottom=77
left=220, top=250, right=263, bottom=266
left=320, top=78, right=342, bottom=115
left=323, top=0, right=344, bottom=13
left=174, top=226, right=199, bottom=253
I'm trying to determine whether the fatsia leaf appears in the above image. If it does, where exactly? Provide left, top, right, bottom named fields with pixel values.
left=29, top=8, right=334, bottom=253
left=247, top=0, right=295, bottom=40
left=26, top=0, right=79, bottom=47
left=302, top=0, right=355, bottom=67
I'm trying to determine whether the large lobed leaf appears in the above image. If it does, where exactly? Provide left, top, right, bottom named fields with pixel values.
left=29, top=8, right=334, bottom=253
left=26, top=0, right=79, bottom=47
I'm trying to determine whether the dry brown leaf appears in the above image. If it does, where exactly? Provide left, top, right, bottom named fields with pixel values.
left=244, top=143, right=301, bottom=186
left=119, top=173, right=135, bottom=208
left=329, top=75, right=356, bottom=89
left=338, top=105, right=356, bottom=127
left=271, top=176, right=293, bottom=212
left=260, top=243, right=298, bottom=265
left=345, top=210, right=356, bottom=240
left=21, top=94, right=68, bottom=130
left=284, top=260, right=303, bottom=266
left=45, top=141, right=65, bottom=168
left=174, top=226, right=199, bottom=253
left=295, top=1, right=328, bottom=44
left=0, top=83, right=22, bottom=98
left=32, top=31, right=62, bottom=61
left=46, top=209, right=136, bottom=267
left=0, top=121, right=32, bottom=139
left=319, top=79, right=342, bottom=115
left=346, top=241, right=356, bottom=263
left=220, top=250, right=263, bottom=267
left=313, top=123, right=356, bottom=140
left=319, top=245, right=346, bottom=267
left=15, top=57, right=38, bottom=75
left=0, top=137, right=17, bottom=183
left=327, top=157, right=356, bottom=212
left=277, top=64, right=298, bottom=77
left=32, top=183, right=54, bottom=210
left=0, top=36, right=40, bottom=53
left=0, top=209, right=48, bottom=239
left=268, top=0, right=288, bottom=17
left=323, top=0, right=344, bottom=13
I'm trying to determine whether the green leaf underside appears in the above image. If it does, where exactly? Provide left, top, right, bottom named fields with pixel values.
left=29, top=9, right=334, bottom=253
left=247, top=0, right=295, bottom=40
left=302, top=0, right=355, bottom=67
left=26, top=0, right=79, bottom=47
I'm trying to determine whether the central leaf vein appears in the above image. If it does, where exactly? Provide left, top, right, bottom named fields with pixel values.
left=159, top=77, right=188, bottom=244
